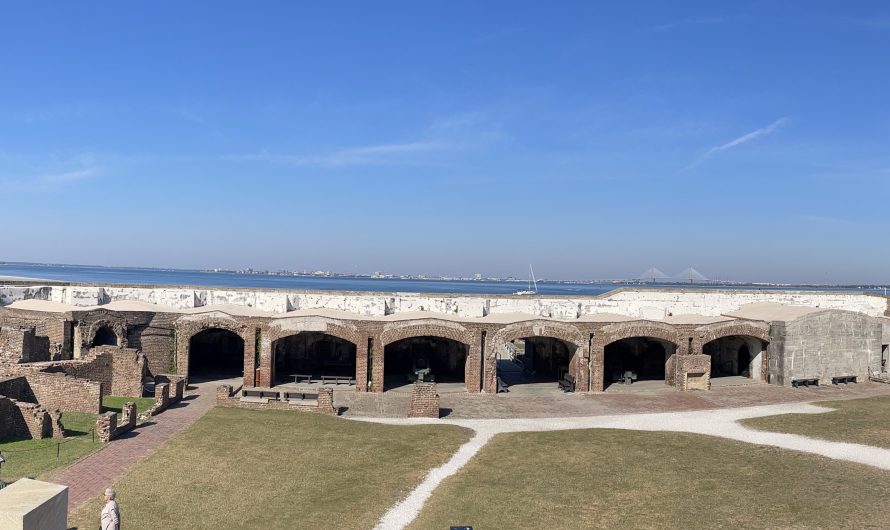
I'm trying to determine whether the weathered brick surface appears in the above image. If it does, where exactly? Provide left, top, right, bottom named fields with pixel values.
left=0, top=368, right=102, bottom=413
left=96, top=401, right=138, bottom=443
left=0, top=394, right=53, bottom=439
left=408, top=382, right=440, bottom=418
left=41, top=347, right=146, bottom=397
left=215, top=385, right=337, bottom=415
left=672, top=354, right=711, bottom=391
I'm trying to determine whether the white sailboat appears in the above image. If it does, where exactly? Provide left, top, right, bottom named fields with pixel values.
left=514, top=265, right=538, bottom=295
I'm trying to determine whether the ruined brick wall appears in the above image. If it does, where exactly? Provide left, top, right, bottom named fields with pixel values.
left=0, top=367, right=102, bottom=414
left=0, top=395, right=52, bottom=440
left=0, top=310, right=71, bottom=361
left=408, top=382, right=440, bottom=418
left=40, top=347, right=146, bottom=397
left=0, top=327, right=37, bottom=363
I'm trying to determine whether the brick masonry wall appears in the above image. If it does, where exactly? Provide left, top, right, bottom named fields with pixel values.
left=408, top=382, right=440, bottom=418
left=0, top=367, right=102, bottom=414
left=675, top=354, right=711, bottom=391
left=215, top=385, right=336, bottom=415
left=41, top=347, right=146, bottom=397
left=0, top=395, right=52, bottom=440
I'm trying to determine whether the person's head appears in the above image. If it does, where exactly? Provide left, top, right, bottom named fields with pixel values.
left=104, top=488, right=115, bottom=502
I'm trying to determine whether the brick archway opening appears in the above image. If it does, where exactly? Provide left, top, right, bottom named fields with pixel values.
left=703, top=335, right=767, bottom=380
left=384, top=336, right=467, bottom=392
left=271, top=333, right=357, bottom=386
left=189, top=328, right=245, bottom=381
left=498, top=337, right=575, bottom=392
left=604, top=337, right=676, bottom=390
left=92, top=326, right=118, bottom=347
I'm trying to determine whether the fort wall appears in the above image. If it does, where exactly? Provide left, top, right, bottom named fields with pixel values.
left=1, top=283, right=886, bottom=319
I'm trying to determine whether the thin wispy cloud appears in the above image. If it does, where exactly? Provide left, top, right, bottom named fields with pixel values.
left=2, top=167, right=98, bottom=192
left=227, top=141, right=452, bottom=168
left=684, top=117, right=790, bottom=170
left=651, top=16, right=728, bottom=32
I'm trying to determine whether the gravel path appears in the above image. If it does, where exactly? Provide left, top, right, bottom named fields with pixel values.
left=361, top=402, right=890, bottom=530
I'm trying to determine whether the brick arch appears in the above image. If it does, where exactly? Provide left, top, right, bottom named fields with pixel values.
left=175, top=317, right=254, bottom=382
left=599, top=321, right=680, bottom=347
left=380, top=320, right=472, bottom=347
left=266, top=318, right=363, bottom=347
left=490, top=320, right=587, bottom=357
left=486, top=320, right=590, bottom=393
left=695, top=320, right=769, bottom=348
left=85, top=319, right=126, bottom=348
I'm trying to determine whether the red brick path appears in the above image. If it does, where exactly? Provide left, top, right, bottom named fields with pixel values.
left=55, top=381, right=218, bottom=512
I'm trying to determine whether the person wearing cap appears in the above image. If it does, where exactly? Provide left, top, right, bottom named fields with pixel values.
left=101, top=488, right=120, bottom=530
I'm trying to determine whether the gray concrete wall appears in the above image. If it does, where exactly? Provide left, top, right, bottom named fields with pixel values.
left=779, top=311, right=883, bottom=384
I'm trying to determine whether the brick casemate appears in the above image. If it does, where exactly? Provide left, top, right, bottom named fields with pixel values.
left=408, top=382, right=440, bottom=418
left=41, top=347, right=147, bottom=397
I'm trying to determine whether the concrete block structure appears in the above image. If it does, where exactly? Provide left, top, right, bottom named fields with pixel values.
left=0, top=281, right=888, bottom=407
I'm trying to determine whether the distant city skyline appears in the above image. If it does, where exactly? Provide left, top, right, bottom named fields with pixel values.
left=2, top=2, right=889, bottom=284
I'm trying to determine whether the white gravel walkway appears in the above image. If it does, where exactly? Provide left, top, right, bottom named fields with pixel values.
left=361, top=402, right=890, bottom=530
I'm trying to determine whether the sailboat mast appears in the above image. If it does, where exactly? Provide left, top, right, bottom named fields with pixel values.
left=530, top=264, right=538, bottom=293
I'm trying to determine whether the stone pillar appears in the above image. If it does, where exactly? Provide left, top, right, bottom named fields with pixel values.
left=408, top=382, right=440, bottom=418
left=243, top=331, right=257, bottom=388
left=464, top=330, right=483, bottom=393
left=258, top=331, right=272, bottom=387
left=50, top=410, right=64, bottom=438
left=317, top=387, right=336, bottom=415
left=590, top=342, right=605, bottom=392
left=216, top=384, right=234, bottom=404
left=372, top=335, right=385, bottom=393
left=96, top=412, right=117, bottom=443
left=481, top=333, right=498, bottom=393
left=572, top=342, right=591, bottom=392
left=120, top=402, right=137, bottom=429
left=354, top=337, right=370, bottom=393
left=154, top=383, right=170, bottom=412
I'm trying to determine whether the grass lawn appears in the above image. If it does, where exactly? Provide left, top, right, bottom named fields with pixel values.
left=410, top=428, right=890, bottom=529
left=69, top=408, right=471, bottom=530
left=102, top=395, right=157, bottom=416
left=742, top=395, right=890, bottom=449
left=0, top=412, right=99, bottom=482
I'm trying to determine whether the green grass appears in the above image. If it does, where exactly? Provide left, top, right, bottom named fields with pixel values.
left=0, top=412, right=100, bottom=482
left=102, top=395, right=157, bottom=416
left=410, top=428, right=890, bottom=529
left=742, top=395, right=890, bottom=449
left=69, top=408, right=471, bottom=530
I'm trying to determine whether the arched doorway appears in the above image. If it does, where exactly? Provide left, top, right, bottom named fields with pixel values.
left=703, top=335, right=764, bottom=379
left=604, top=337, right=675, bottom=390
left=384, top=336, right=467, bottom=392
left=271, top=333, right=357, bottom=386
left=92, top=326, right=118, bottom=347
left=497, top=337, right=574, bottom=391
left=188, top=328, right=245, bottom=380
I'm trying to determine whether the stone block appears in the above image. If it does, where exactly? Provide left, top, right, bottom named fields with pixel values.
left=0, top=478, right=68, bottom=530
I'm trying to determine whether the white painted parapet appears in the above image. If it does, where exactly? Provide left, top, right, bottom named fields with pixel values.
left=0, top=283, right=886, bottom=320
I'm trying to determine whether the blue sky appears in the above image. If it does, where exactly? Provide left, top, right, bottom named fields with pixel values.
left=2, top=2, right=889, bottom=283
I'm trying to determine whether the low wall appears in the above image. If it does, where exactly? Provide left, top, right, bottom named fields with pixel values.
left=96, top=401, right=137, bottom=443
left=216, top=385, right=336, bottom=415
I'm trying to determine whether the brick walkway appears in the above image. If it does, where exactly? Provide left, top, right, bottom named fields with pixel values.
left=55, top=380, right=219, bottom=511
